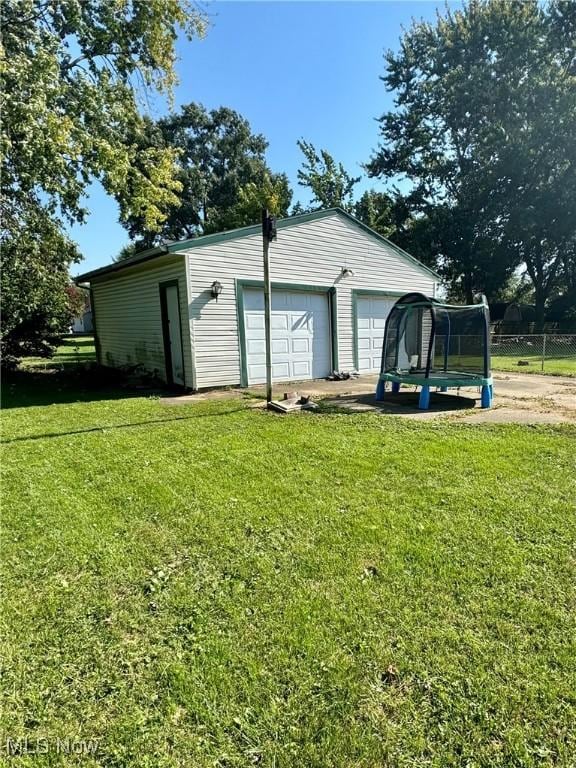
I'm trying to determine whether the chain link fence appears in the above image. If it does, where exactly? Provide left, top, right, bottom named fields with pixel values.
left=490, top=334, right=576, bottom=375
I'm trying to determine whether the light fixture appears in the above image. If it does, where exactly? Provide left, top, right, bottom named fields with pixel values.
left=340, top=267, right=355, bottom=278
left=211, top=280, right=223, bottom=300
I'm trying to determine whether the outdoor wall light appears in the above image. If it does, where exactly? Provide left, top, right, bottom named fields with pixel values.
left=340, top=267, right=355, bottom=278
left=211, top=280, right=223, bottom=300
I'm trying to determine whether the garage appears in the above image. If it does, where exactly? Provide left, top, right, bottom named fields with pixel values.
left=356, top=294, right=396, bottom=373
left=244, top=288, right=332, bottom=384
left=79, top=208, right=439, bottom=389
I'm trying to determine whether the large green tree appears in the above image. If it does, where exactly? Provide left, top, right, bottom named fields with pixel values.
left=1, top=0, right=206, bottom=361
left=123, top=104, right=292, bottom=246
left=367, top=0, right=576, bottom=321
left=296, top=140, right=360, bottom=212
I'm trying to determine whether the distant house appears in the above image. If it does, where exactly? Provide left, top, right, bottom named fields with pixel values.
left=76, top=208, right=440, bottom=390
left=71, top=289, right=93, bottom=334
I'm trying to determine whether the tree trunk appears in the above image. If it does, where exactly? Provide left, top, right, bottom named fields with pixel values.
left=463, top=271, right=474, bottom=304
left=534, top=289, right=546, bottom=332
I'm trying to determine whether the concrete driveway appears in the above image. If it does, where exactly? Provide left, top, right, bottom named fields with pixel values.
left=164, top=372, right=576, bottom=424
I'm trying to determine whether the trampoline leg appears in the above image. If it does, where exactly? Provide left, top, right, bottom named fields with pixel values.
left=440, top=386, right=448, bottom=393
left=376, top=379, right=386, bottom=401
left=418, top=385, right=431, bottom=410
left=391, top=381, right=400, bottom=394
left=481, top=384, right=492, bottom=409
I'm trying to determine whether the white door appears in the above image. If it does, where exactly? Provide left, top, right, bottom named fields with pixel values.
left=356, top=295, right=396, bottom=373
left=163, top=284, right=185, bottom=386
left=244, top=289, right=332, bottom=384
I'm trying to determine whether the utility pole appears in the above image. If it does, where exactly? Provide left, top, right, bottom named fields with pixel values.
left=262, top=208, right=277, bottom=404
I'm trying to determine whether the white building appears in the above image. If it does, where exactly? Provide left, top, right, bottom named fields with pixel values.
left=77, top=208, right=439, bottom=390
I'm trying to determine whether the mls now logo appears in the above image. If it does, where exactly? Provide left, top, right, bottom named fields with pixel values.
left=55, top=738, right=99, bottom=754
left=4, top=737, right=99, bottom=755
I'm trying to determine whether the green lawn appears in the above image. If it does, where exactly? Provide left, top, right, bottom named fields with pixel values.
left=491, top=354, right=576, bottom=377
left=1, top=368, right=575, bottom=767
left=21, top=335, right=96, bottom=372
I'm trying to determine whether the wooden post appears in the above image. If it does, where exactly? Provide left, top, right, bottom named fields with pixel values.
left=262, top=208, right=273, bottom=404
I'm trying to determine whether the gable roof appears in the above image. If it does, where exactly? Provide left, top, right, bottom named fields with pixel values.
left=75, top=207, right=440, bottom=283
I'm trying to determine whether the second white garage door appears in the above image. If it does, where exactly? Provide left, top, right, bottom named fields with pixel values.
left=244, top=288, right=332, bottom=384
left=356, top=295, right=396, bottom=373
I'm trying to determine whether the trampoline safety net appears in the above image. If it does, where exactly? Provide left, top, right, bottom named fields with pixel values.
left=382, top=293, right=491, bottom=378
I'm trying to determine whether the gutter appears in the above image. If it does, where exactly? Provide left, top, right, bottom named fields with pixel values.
left=74, top=245, right=169, bottom=283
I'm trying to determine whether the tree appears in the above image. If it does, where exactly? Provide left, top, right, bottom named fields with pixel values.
left=352, top=190, right=440, bottom=274
left=0, top=204, right=80, bottom=364
left=296, top=140, right=360, bottom=211
left=367, top=0, right=576, bottom=318
left=354, top=190, right=396, bottom=238
left=224, top=171, right=293, bottom=228
left=114, top=244, right=139, bottom=262
left=1, top=0, right=207, bottom=361
left=123, top=104, right=292, bottom=246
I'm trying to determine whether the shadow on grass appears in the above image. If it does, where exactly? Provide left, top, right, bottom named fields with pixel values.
left=316, top=390, right=478, bottom=415
left=60, top=337, right=94, bottom=348
left=1, top=367, right=160, bottom=410
left=2, top=407, right=248, bottom=444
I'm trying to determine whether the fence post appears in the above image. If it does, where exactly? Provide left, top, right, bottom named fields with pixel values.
left=541, top=334, right=546, bottom=371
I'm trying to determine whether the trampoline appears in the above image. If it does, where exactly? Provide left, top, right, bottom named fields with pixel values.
left=375, top=292, right=493, bottom=409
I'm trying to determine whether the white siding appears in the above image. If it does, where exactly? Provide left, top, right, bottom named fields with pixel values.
left=92, top=257, right=193, bottom=387
left=184, top=213, right=436, bottom=388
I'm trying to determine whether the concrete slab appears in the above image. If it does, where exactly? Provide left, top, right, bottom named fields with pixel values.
left=458, top=407, right=573, bottom=424
left=161, top=371, right=576, bottom=425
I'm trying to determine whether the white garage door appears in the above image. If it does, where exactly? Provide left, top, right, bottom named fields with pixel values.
left=244, top=288, right=332, bottom=384
left=356, top=295, right=396, bottom=373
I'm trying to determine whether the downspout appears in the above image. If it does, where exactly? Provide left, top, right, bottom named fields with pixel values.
left=89, top=286, right=102, bottom=365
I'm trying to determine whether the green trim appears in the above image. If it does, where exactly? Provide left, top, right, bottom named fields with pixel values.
left=76, top=207, right=440, bottom=283
left=168, top=209, right=343, bottom=254
left=351, top=289, right=404, bottom=371
left=338, top=212, right=441, bottom=281
left=76, top=247, right=169, bottom=282
left=330, top=287, right=339, bottom=371
left=235, top=280, right=249, bottom=387
left=352, top=288, right=408, bottom=298
left=236, top=279, right=336, bottom=294
left=236, top=280, right=339, bottom=386
left=380, top=372, right=493, bottom=388
left=89, top=287, right=102, bottom=366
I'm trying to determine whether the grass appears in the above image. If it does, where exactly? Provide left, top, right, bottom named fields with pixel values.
left=20, top=336, right=96, bottom=372
left=1, top=367, right=575, bottom=767
left=491, top=354, right=576, bottom=377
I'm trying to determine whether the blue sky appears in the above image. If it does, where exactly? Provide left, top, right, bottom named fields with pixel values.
left=71, top=1, right=454, bottom=274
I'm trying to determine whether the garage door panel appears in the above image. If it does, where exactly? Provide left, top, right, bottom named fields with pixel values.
left=247, top=339, right=265, bottom=355
left=293, top=361, right=311, bottom=377
left=272, top=362, right=290, bottom=378
left=291, top=338, right=309, bottom=353
left=244, top=288, right=331, bottom=384
left=272, top=339, right=289, bottom=354
left=246, top=314, right=264, bottom=330
left=291, top=313, right=312, bottom=332
left=356, top=295, right=395, bottom=373
left=244, top=291, right=264, bottom=311
left=248, top=363, right=266, bottom=381
left=271, top=315, right=288, bottom=330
